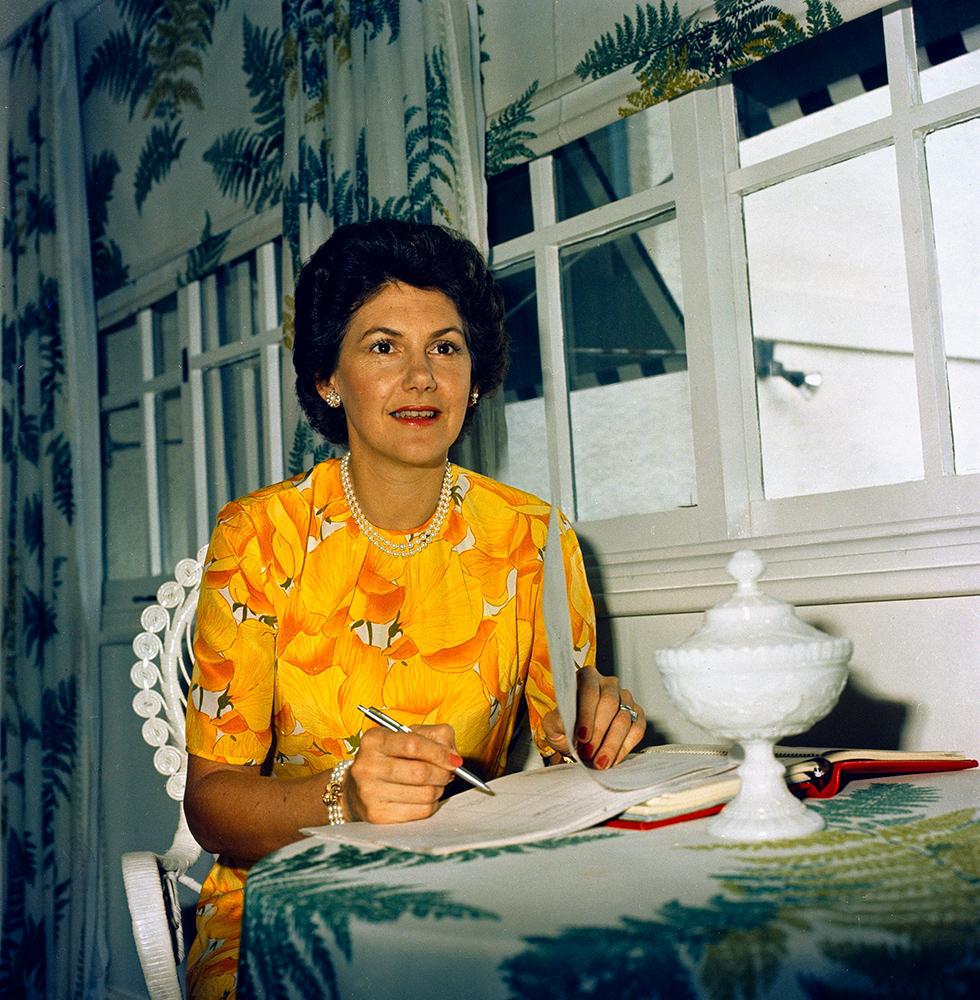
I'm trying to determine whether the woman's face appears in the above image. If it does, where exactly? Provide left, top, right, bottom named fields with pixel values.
left=319, top=281, right=474, bottom=473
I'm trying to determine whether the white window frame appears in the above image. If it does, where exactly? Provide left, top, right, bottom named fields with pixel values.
left=489, top=3, right=980, bottom=617
left=98, top=214, right=286, bottom=630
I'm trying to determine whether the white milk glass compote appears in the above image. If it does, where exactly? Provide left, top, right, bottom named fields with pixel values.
left=655, top=550, right=852, bottom=841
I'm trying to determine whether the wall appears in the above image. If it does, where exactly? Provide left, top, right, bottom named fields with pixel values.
left=605, top=596, right=980, bottom=760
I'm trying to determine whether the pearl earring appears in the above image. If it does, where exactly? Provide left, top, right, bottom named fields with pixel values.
left=325, top=389, right=342, bottom=408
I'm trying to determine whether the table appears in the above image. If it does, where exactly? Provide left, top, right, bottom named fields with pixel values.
left=239, top=770, right=980, bottom=999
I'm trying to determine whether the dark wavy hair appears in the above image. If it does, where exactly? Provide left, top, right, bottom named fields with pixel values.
left=292, top=219, right=508, bottom=445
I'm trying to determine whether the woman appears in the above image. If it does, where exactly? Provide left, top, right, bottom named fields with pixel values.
left=183, top=219, right=645, bottom=998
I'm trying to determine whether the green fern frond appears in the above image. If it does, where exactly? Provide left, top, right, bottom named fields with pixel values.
left=575, top=2, right=695, bottom=81
left=134, top=120, right=186, bottom=211
left=203, top=128, right=282, bottom=212
left=180, top=211, right=231, bottom=286
left=18, top=412, right=40, bottom=466
left=22, top=494, right=43, bottom=556
left=115, top=0, right=164, bottom=39
left=22, top=586, right=57, bottom=667
left=288, top=422, right=312, bottom=477
left=46, top=434, right=74, bottom=524
left=486, top=80, right=539, bottom=175
left=80, top=27, right=153, bottom=115
left=242, top=16, right=285, bottom=137
left=85, top=151, right=120, bottom=242
left=92, top=240, right=129, bottom=299
left=41, top=676, right=78, bottom=845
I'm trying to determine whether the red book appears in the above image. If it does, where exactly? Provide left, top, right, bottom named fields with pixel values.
left=606, top=747, right=978, bottom=831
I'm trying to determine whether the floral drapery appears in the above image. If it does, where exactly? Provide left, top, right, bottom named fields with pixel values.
left=279, top=0, right=499, bottom=474
left=1, top=7, right=105, bottom=999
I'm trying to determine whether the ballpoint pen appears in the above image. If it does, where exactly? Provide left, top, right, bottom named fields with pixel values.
left=357, top=704, right=495, bottom=794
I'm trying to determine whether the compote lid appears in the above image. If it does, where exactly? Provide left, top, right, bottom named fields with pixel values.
left=657, top=550, right=852, bottom=663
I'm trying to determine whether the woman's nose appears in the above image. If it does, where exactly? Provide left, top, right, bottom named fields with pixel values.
left=402, top=350, right=437, bottom=389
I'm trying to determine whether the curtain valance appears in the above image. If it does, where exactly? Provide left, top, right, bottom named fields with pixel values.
left=482, top=0, right=888, bottom=175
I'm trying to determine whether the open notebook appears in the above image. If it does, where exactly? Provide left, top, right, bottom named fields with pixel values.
left=607, top=745, right=978, bottom=830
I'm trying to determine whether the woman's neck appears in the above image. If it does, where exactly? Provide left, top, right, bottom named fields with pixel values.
left=342, top=453, right=449, bottom=532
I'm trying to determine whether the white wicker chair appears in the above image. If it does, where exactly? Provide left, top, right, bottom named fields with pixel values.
left=122, top=545, right=210, bottom=1000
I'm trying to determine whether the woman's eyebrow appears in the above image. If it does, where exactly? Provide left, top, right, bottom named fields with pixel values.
left=357, top=324, right=465, bottom=339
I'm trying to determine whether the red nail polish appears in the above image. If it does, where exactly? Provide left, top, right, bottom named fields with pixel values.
left=595, top=755, right=609, bottom=769
left=449, top=753, right=463, bottom=768
left=581, top=742, right=594, bottom=758
left=576, top=726, right=588, bottom=740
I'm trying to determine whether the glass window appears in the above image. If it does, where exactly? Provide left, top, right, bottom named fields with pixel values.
left=204, top=355, right=267, bottom=518
left=554, top=103, right=672, bottom=221
left=744, top=148, right=924, bottom=498
left=102, top=403, right=149, bottom=579
left=927, top=117, right=980, bottom=474
left=916, top=0, right=980, bottom=104
left=203, top=254, right=258, bottom=349
left=153, top=387, right=189, bottom=569
left=487, top=162, right=533, bottom=246
left=151, top=293, right=180, bottom=378
left=100, top=316, right=141, bottom=396
left=496, top=258, right=550, bottom=500
left=560, top=216, right=695, bottom=520
left=735, top=10, right=888, bottom=166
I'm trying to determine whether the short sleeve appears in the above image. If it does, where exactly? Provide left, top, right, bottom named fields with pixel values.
left=185, top=501, right=279, bottom=766
left=524, top=511, right=597, bottom=758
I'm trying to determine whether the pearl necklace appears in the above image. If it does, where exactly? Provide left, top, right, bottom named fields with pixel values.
left=340, top=453, right=454, bottom=558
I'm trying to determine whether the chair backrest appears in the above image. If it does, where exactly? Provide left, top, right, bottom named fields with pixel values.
left=130, top=544, right=210, bottom=806
left=123, top=545, right=210, bottom=999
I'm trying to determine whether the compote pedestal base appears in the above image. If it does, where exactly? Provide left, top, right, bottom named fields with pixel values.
left=707, top=739, right=824, bottom=841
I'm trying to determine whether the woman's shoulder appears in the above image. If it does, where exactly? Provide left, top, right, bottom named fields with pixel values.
left=214, top=459, right=340, bottom=525
left=456, top=466, right=550, bottom=513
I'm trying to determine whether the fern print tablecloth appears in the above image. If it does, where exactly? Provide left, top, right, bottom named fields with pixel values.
left=238, top=770, right=980, bottom=999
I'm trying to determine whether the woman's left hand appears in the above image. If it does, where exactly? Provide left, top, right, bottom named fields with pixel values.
left=541, top=667, right=645, bottom=769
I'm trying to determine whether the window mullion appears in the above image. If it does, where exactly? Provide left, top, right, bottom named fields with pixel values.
left=139, top=308, right=162, bottom=576
left=257, top=241, right=284, bottom=483
left=670, top=88, right=752, bottom=538
left=529, top=156, right=576, bottom=515
left=181, top=282, right=211, bottom=549
left=884, top=4, right=955, bottom=479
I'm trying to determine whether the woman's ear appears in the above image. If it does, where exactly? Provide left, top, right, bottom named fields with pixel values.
left=317, top=380, right=342, bottom=409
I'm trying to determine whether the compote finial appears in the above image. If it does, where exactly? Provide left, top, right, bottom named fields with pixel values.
left=726, top=549, right=765, bottom=595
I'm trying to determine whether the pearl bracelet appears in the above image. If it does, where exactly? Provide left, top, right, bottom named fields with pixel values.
left=322, top=758, right=354, bottom=825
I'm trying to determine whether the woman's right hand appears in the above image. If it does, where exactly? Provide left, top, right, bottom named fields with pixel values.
left=344, top=724, right=462, bottom=824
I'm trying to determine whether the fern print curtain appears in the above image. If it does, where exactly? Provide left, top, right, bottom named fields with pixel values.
left=280, top=0, right=501, bottom=474
left=77, top=0, right=284, bottom=300
left=0, top=7, right=107, bottom=998
left=482, top=0, right=885, bottom=175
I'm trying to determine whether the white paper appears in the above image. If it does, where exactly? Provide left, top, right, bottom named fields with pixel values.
left=302, top=755, right=734, bottom=855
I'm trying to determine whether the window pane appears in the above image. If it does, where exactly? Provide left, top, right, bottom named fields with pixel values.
left=203, top=254, right=257, bottom=350
left=916, top=0, right=980, bottom=104
left=100, top=316, right=141, bottom=396
left=488, top=162, right=533, bottom=245
left=560, top=217, right=695, bottom=520
left=203, top=356, right=267, bottom=517
left=927, top=117, right=980, bottom=474
left=153, top=387, right=189, bottom=568
left=744, top=148, right=924, bottom=498
left=102, top=403, right=149, bottom=579
left=735, top=10, right=888, bottom=166
left=151, top=294, right=180, bottom=377
left=496, top=259, right=550, bottom=500
left=554, top=103, right=672, bottom=221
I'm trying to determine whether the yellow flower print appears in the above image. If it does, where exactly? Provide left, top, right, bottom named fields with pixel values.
left=381, top=658, right=492, bottom=759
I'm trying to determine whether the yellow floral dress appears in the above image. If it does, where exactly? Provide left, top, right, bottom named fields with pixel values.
left=184, top=459, right=596, bottom=999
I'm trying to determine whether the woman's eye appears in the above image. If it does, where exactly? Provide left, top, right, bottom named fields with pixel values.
left=369, top=340, right=393, bottom=354
left=432, top=340, right=462, bottom=355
